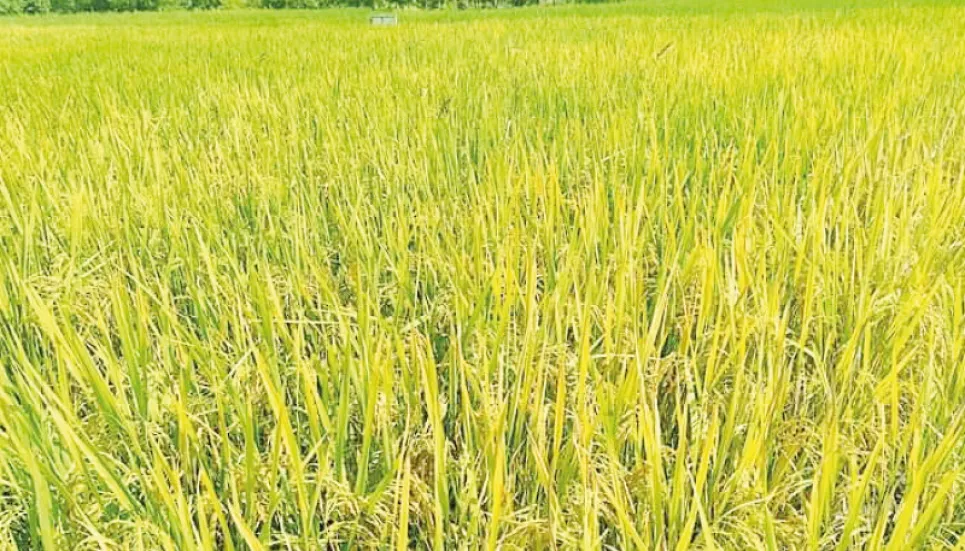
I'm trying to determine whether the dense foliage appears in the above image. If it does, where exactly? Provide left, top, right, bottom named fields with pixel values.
left=0, top=0, right=586, bottom=15
left=2, top=2, right=965, bottom=550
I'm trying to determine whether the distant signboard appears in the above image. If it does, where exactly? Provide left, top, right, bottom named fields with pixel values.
left=370, top=14, right=398, bottom=25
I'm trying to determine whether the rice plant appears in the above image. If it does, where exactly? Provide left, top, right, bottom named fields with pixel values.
left=1, top=2, right=965, bottom=549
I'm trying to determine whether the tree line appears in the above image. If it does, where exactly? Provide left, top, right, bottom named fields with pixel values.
left=1, top=0, right=590, bottom=14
